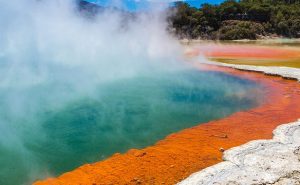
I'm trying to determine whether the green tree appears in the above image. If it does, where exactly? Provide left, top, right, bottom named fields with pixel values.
left=248, top=4, right=271, bottom=22
left=218, top=0, right=242, bottom=20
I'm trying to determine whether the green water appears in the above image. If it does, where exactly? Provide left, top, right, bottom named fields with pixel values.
left=0, top=69, right=263, bottom=185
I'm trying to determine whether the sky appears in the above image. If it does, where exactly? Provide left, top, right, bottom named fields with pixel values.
left=85, top=0, right=223, bottom=11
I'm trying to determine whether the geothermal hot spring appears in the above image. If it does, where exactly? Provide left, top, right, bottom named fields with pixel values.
left=0, top=1, right=264, bottom=185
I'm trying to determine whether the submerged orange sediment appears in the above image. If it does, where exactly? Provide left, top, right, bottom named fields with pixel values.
left=186, top=43, right=300, bottom=68
left=34, top=64, right=300, bottom=185
left=186, top=44, right=300, bottom=60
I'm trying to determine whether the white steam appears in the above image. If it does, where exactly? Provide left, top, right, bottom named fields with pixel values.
left=0, top=0, right=183, bottom=184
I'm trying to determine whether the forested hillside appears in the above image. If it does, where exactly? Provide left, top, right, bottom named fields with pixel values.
left=168, top=0, right=300, bottom=40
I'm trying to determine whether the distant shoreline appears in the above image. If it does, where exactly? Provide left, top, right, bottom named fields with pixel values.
left=179, top=38, right=300, bottom=45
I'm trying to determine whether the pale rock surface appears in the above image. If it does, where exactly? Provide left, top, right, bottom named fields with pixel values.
left=204, top=61, right=300, bottom=81
left=179, top=120, right=300, bottom=185
left=179, top=62, right=300, bottom=185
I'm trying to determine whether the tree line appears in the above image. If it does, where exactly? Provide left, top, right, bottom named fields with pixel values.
left=168, top=0, right=300, bottom=40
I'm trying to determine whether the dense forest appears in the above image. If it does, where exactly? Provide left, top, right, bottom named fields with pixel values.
left=78, top=0, right=300, bottom=40
left=168, top=0, right=300, bottom=40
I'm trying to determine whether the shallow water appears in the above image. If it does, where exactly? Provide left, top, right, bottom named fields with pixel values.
left=0, top=69, right=263, bottom=185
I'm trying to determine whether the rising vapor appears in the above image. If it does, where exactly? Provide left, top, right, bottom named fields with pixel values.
left=0, top=0, right=183, bottom=184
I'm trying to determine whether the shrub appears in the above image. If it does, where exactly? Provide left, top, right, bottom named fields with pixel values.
left=218, top=20, right=265, bottom=40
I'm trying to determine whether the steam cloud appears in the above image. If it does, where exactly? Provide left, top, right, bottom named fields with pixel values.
left=0, top=0, right=183, bottom=184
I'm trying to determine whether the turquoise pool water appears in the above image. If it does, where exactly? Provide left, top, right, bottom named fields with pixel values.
left=0, top=69, right=263, bottom=185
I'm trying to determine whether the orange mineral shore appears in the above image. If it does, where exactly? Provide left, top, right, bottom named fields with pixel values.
left=185, top=44, right=300, bottom=60
left=35, top=64, right=300, bottom=185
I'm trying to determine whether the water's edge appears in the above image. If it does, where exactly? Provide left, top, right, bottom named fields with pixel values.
left=34, top=63, right=300, bottom=185
left=179, top=62, right=300, bottom=185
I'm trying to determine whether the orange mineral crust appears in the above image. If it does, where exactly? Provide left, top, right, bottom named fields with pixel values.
left=185, top=44, right=300, bottom=60
left=35, top=65, right=300, bottom=185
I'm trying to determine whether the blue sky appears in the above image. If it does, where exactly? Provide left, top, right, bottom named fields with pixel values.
left=85, top=0, right=223, bottom=11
